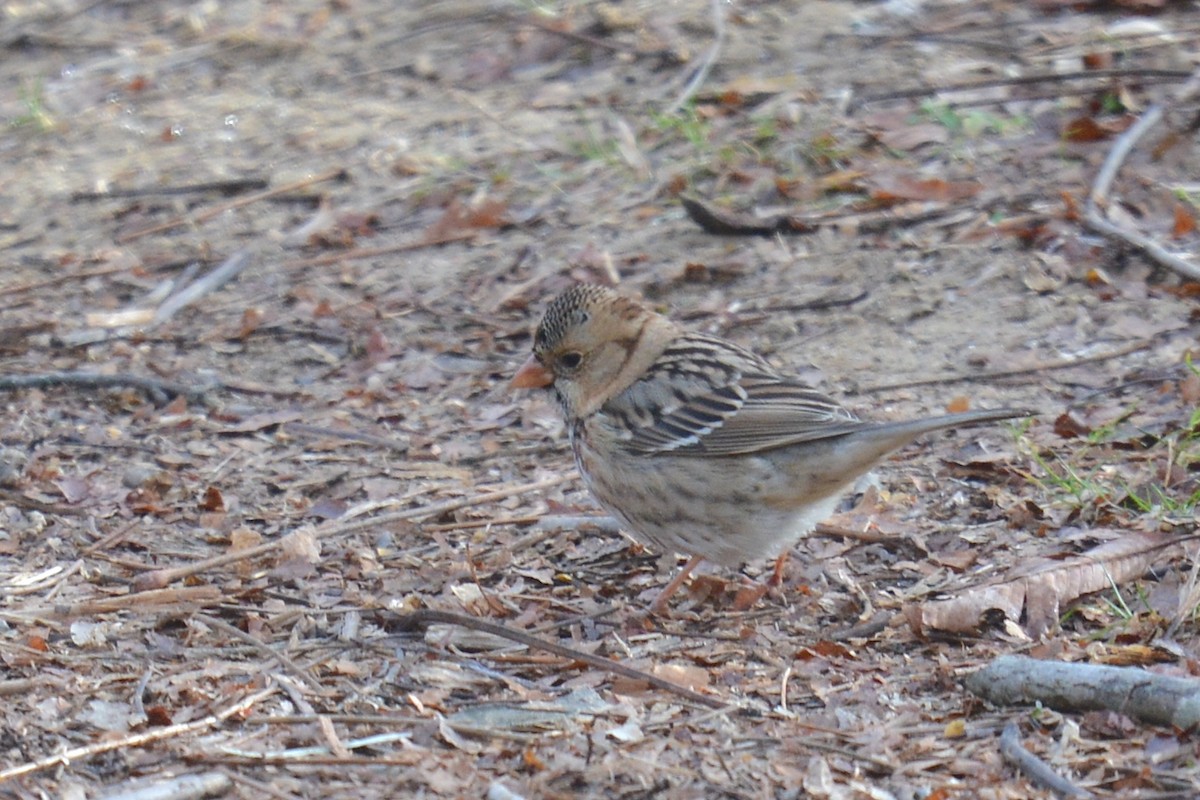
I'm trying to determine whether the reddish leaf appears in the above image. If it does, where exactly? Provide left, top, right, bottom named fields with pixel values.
left=1063, top=116, right=1109, bottom=142
left=1172, top=203, right=1197, bottom=239
left=870, top=174, right=982, bottom=203
left=199, top=486, right=225, bottom=513
left=1053, top=413, right=1092, bottom=438
left=238, top=307, right=264, bottom=340
left=145, top=706, right=173, bottom=726
left=945, top=396, right=971, bottom=414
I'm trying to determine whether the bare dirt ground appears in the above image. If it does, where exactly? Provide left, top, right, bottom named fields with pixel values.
left=1, top=1, right=1199, bottom=798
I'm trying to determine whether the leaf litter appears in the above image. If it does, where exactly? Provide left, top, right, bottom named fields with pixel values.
left=1, top=1, right=1200, bottom=798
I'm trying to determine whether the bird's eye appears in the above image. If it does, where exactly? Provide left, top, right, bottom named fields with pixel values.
left=558, top=351, right=583, bottom=371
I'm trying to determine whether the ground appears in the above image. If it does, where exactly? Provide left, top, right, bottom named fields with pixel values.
left=1, top=1, right=1199, bottom=798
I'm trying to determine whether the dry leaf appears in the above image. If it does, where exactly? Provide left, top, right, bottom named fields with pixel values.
left=909, top=531, right=1172, bottom=637
left=280, top=529, right=320, bottom=564
left=869, top=174, right=982, bottom=203
left=1172, top=203, right=1197, bottom=239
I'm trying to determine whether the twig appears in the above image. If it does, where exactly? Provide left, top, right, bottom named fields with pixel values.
left=55, top=586, right=222, bottom=617
left=192, top=612, right=320, bottom=693
left=663, top=0, right=726, bottom=115
left=151, top=250, right=252, bottom=326
left=132, top=475, right=573, bottom=590
left=999, top=722, right=1093, bottom=798
left=735, top=733, right=898, bottom=773
left=132, top=669, right=152, bottom=723
left=216, top=731, right=414, bottom=761
left=281, top=422, right=410, bottom=452
left=853, top=336, right=1160, bottom=394
left=852, top=68, right=1194, bottom=110
left=90, top=772, right=232, bottom=800
left=827, top=611, right=894, bottom=642
left=392, top=608, right=729, bottom=710
left=220, top=769, right=306, bottom=800
left=116, top=167, right=346, bottom=243
left=83, top=519, right=140, bottom=554
left=786, top=738, right=897, bottom=774
left=0, top=678, right=44, bottom=696
left=0, top=370, right=219, bottom=404
left=71, top=177, right=269, bottom=201
left=258, top=713, right=425, bottom=726
left=1083, top=67, right=1200, bottom=281
left=0, top=487, right=88, bottom=516
left=0, top=685, right=277, bottom=781
left=0, top=265, right=130, bottom=297
left=280, top=231, right=477, bottom=270
left=498, top=9, right=650, bottom=57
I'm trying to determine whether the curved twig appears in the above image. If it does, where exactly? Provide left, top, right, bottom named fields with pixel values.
left=1083, top=67, right=1200, bottom=281
left=1000, top=722, right=1093, bottom=798
left=392, top=608, right=729, bottom=710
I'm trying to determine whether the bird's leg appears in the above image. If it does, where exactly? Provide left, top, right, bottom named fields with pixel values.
left=649, top=554, right=704, bottom=614
left=732, top=553, right=791, bottom=611
left=768, top=552, right=790, bottom=587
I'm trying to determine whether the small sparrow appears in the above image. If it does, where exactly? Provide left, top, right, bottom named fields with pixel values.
left=512, top=285, right=1024, bottom=611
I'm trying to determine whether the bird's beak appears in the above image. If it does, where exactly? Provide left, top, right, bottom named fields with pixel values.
left=510, top=354, right=553, bottom=389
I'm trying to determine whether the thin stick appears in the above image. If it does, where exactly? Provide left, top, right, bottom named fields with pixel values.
left=852, top=68, right=1194, bottom=109
left=91, top=772, right=231, bottom=800
left=71, top=177, right=269, bottom=201
left=853, top=337, right=1158, bottom=394
left=116, top=167, right=345, bottom=243
left=192, top=612, right=320, bottom=693
left=151, top=250, right=252, bottom=326
left=1083, top=67, right=1200, bottom=281
left=0, top=265, right=129, bottom=297
left=0, top=371, right=219, bottom=403
left=663, top=0, right=726, bottom=114
left=0, top=685, right=277, bottom=781
left=392, top=608, right=729, bottom=710
left=0, top=487, right=88, bottom=516
left=54, top=586, right=223, bottom=616
left=280, top=231, right=477, bottom=270
left=999, top=722, right=1093, bottom=798
left=132, top=475, right=573, bottom=590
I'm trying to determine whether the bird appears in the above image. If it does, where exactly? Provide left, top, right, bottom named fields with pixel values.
left=511, top=284, right=1026, bottom=612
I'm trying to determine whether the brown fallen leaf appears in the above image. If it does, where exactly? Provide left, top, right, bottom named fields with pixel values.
left=1172, top=203, right=1197, bottom=239
left=907, top=530, right=1176, bottom=638
left=869, top=173, right=983, bottom=203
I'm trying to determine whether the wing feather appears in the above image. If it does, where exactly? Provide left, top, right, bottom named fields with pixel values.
left=604, top=333, right=864, bottom=456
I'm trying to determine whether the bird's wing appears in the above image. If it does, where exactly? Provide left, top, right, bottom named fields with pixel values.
left=604, top=334, right=864, bottom=457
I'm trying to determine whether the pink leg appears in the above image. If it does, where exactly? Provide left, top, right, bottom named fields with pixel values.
left=769, top=552, right=790, bottom=587
left=649, top=554, right=704, bottom=614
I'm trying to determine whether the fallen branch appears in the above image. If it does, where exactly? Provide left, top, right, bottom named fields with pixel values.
left=964, top=655, right=1200, bottom=729
left=391, top=608, right=728, bottom=710
left=999, top=722, right=1093, bottom=799
left=0, top=685, right=277, bottom=781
